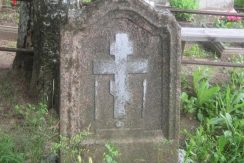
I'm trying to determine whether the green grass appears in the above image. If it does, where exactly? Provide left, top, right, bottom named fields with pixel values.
left=0, top=71, right=18, bottom=106
left=0, top=71, right=120, bottom=162
left=51, top=131, right=120, bottom=163
left=184, top=44, right=217, bottom=58
left=231, top=54, right=244, bottom=64
left=0, top=102, right=59, bottom=162
left=181, top=68, right=244, bottom=162
left=0, top=131, right=24, bottom=163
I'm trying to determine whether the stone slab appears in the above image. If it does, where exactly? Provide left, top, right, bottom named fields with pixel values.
left=60, top=0, right=181, bottom=162
left=197, top=0, right=234, bottom=11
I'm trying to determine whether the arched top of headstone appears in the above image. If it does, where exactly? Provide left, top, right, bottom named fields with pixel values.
left=65, top=0, right=179, bottom=32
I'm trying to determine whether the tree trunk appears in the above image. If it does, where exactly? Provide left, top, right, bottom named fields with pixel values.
left=13, top=0, right=66, bottom=111
left=13, top=1, right=33, bottom=81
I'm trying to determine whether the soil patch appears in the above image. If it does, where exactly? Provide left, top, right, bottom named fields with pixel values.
left=0, top=7, right=19, bottom=26
left=0, top=40, right=16, bottom=69
left=0, top=40, right=34, bottom=132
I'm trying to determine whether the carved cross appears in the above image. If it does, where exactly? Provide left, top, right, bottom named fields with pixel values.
left=93, top=33, right=148, bottom=120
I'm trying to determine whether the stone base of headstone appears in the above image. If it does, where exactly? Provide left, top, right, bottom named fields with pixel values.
left=81, top=139, right=178, bottom=162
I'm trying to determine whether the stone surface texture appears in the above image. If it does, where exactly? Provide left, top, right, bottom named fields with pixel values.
left=60, top=0, right=181, bottom=162
left=151, top=0, right=169, bottom=5
left=197, top=0, right=234, bottom=11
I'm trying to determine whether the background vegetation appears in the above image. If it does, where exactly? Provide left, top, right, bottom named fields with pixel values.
left=235, top=0, right=244, bottom=8
left=170, top=0, right=197, bottom=21
left=181, top=68, right=244, bottom=162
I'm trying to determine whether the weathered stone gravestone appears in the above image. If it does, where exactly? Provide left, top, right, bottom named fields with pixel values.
left=197, top=0, right=234, bottom=11
left=145, top=0, right=169, bottom=6
left=60, top=0, right=181, bottom=162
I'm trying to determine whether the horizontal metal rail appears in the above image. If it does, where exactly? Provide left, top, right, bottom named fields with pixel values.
left=156, top=5, right=244, bottom=17
left=181, top=27, right=244, bottom=42
left=1, top=47, right=243, bottom=68
left=235, top=8, right=244, bottom=12
left=182, top=59, right=244, bottom=68
left=0, top=47, right=33, bottom=53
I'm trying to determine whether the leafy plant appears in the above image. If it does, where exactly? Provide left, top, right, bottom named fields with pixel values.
left=170, top=0, right=197, bottom=21
left=182, top=69, right=244, bottom=162
left=0, top=131, right=25, bottom=163
left=10, top=103, right=58, bottom=162
left=103, top=143, right=119, bottom=163
left=15, top=103, right=48, bottom=127
left=230, top=69, right=244, bottom=88
left=193, top=69, right=219, bottom=106
left=181, top=68, right=219, bottom=121
left=52, top=133, right=120, bottom=163
left=52, top=131, right=92, bottom=163
left=181, top=92, right=197, bottom=113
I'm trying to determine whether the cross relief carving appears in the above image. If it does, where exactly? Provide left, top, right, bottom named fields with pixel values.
left=93, top=33, right=149, bottom=126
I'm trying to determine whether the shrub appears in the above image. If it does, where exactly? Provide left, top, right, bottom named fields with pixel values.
left=170, top=0, right=197, bottom=21
left=235, top=0, right=244, bottom=8
left=15, top=103, right=48, bottom=127
left=51, top=131, right=92, bottom=163
left=103, top=143, right=119, bottom=163
left=12, top=103, right=58, bottom=162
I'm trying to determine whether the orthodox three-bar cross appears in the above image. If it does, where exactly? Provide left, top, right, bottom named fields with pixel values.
left=93, top=33, right=148, bottom=121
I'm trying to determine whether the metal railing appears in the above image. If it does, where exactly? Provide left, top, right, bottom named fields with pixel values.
left=156, top=5, right=244, bottom=17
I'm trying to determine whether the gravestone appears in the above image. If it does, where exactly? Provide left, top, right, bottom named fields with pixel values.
left=145, top=0, right=169, bottom=6
left=60, top=0, right=181, bottom=162
left=197, top=0, right=234, bottom=11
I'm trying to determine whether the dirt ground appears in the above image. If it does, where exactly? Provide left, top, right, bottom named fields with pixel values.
left=0, top=40, right=16, bottom=69
left=0, top=7, right=19, bottom=26
left=0, top=7, right=18, bottom=68
left=0, top=39, right=32, bottom=132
